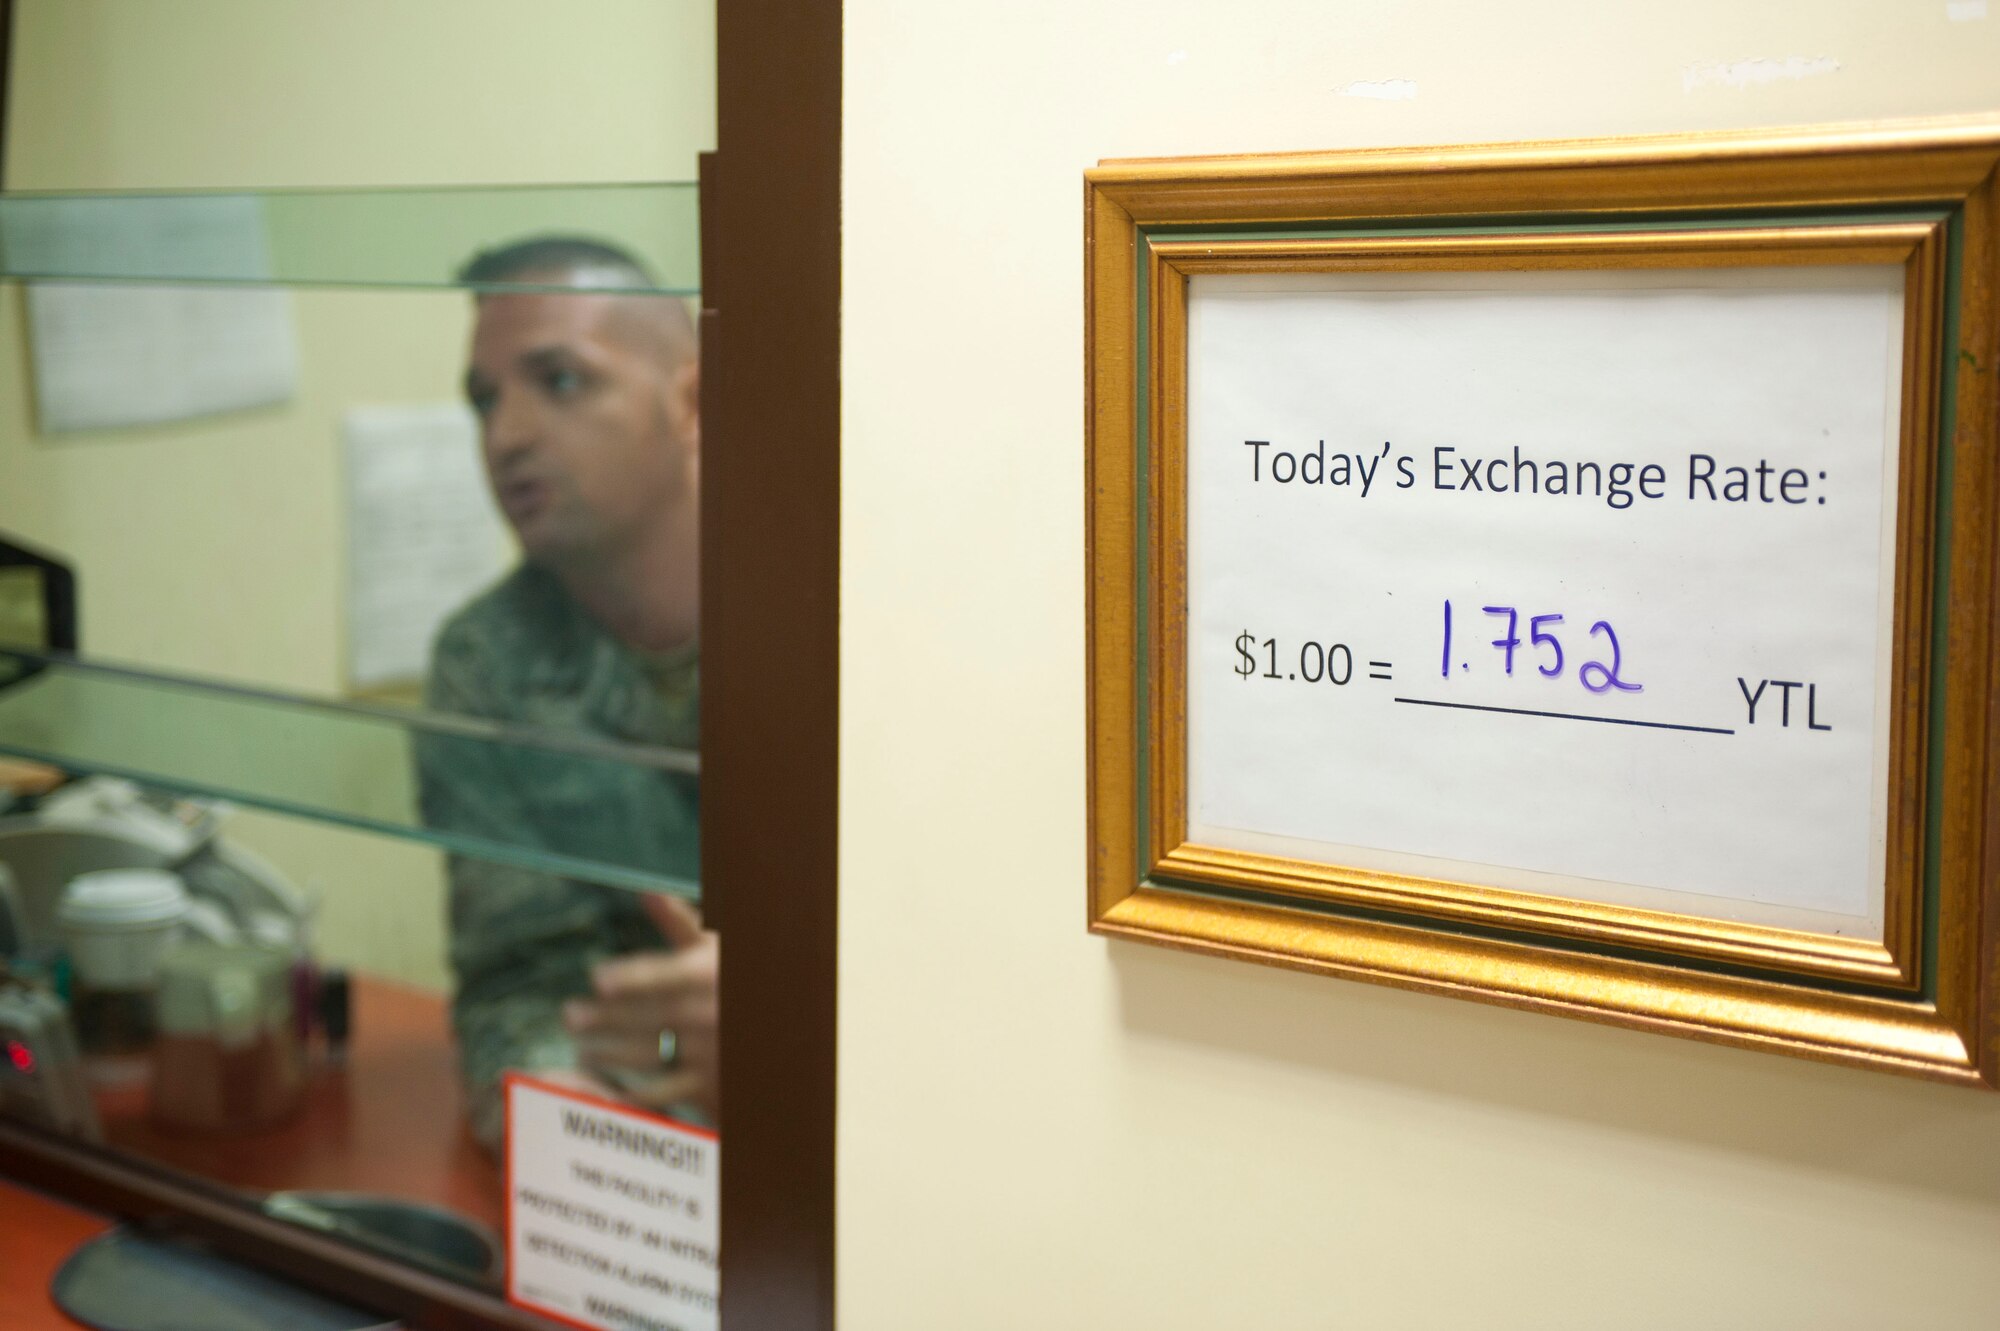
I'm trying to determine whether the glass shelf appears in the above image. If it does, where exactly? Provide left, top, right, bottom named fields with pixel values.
left=0, top=649, right=698, bottom=898
left=0, top=183, right=699, bottom=292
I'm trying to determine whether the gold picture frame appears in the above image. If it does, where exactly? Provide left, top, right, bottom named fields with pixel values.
left=1084, top=119, right=2000, bottom=1085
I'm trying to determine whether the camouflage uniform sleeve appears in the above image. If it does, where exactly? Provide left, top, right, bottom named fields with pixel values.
left=419, top=626, right=626, bottom=1150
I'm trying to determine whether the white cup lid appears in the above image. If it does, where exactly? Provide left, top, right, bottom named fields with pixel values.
left=58, top=868, right=190, bottom=929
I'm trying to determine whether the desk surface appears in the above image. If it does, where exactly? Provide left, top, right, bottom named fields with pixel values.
left=0, top=1178, right=112, bottom=1330
left=98, top=974, right=505, bottom=1231
left=3, top=975, right=507, bottom=1328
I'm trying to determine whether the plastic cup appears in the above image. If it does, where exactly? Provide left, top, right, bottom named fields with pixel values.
left=57, top=869, right=189, bottom=1085
left=58, top=869, right=190, bottom=989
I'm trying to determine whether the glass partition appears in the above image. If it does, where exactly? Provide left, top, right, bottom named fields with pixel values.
left=0, top=256, right=703, bottom=889
left=0, top=234, right=714, bottom=1302
left=0, top=651, right=698, bottom=894
left=0, top=185, right=700, bottom=293
left=0, top=3, right=729, bottom=1315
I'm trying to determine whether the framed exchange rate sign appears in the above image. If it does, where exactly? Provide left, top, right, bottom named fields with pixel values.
left=1084, top=120, right=2000, bottom=1083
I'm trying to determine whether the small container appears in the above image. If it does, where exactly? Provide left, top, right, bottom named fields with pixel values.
left=56, top=868, right=189, bottom=1087
left=0, top=861, right=23, bottom=955
left=151, top=940, right=304, bottom=1133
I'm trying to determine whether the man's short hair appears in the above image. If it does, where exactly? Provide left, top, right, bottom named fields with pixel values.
left=456, top=235, right=660, bottom=291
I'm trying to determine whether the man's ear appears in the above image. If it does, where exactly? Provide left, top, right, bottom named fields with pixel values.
left=673, top=358, right=701, bottom=456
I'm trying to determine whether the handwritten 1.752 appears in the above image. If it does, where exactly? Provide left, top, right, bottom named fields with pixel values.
left=1228, top=603, right=1638, bottom=694
left=1443, top=601, right=1640, bottom=695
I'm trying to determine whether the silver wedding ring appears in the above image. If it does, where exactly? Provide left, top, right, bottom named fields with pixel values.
left=657, top=1027, right=681, bottom=1068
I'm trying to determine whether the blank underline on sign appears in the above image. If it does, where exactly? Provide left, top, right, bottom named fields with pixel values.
left=1392, top=696, right=1736, bottom=735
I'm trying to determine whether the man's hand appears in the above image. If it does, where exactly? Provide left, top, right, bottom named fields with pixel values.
left=561, top=892, right=718, bottom=1121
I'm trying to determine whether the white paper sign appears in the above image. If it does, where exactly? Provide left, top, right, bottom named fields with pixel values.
left=343, top=404, right=513, bottom=690
left=15, top=196, right=299, bottom=432
left=26, top=282, right=299, bottom=433
left=506, top=1075, right=720, bottom=1331
left=1185, top=267, right=1903, bottom=936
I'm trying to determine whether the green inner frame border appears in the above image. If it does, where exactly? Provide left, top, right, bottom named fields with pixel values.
left=1130, top=205, right=1963, bottom=1004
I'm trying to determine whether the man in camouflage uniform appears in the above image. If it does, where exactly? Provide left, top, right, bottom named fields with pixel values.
left=418, top=237, right=713, bottom=1148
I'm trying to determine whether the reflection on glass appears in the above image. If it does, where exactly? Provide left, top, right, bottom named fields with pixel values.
left=0, top=792, right=514, bottom=1281
left=0, top=650, right=696, bottom=893
left=0, top=777, right=709, bottom=1289
left=0, top=239, right=716, bottom=1285
left=0, top=185, right=700, bottom=293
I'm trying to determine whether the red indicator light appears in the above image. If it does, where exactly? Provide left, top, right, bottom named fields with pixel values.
left=5, top=1041, right=33, bottom=1075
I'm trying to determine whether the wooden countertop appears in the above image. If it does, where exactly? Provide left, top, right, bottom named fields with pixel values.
left=96, top=973, right=505, bottom=1233
left=0, top=1178, right=112, bottom=1330
left=1, top=974, right=509, bottom=1328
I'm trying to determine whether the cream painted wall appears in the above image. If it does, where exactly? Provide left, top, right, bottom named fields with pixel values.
left=2, top=0, right=714, bottom=987
left=5, top=0, right=715, bottom=190
left=840, top=4, right=2000, bottom=1328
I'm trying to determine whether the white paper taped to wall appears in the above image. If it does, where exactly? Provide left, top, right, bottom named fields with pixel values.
left=1184, top=267, right=1903, bottom=936
left=343, top=404, right=514, bottom=692
left=16, top=196, right=299, bottom=432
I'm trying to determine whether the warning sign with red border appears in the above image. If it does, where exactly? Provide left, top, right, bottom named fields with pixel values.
left=504, top=1073, right=719, bottom=1331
